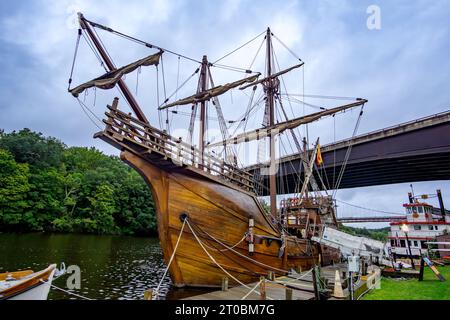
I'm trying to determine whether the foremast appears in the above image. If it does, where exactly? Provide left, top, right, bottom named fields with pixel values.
left=77, top=13, right=149, bottom=124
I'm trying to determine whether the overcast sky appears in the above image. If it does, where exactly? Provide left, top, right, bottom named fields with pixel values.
left=1, top=0, right=449, bottom=228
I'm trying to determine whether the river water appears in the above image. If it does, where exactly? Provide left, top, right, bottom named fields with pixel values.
left=0, top=233, right=207, bottom=300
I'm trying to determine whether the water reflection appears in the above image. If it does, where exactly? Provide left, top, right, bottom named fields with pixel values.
left=0, top=233, right=206, bottom=300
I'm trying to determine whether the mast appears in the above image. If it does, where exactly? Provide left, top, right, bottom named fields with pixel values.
left=266, top=28, right=278, bottom=219
left=199, top=55, right=209, bottom=166
left=302, top=137, right=309, bottom=199
left=78, top=13, right=149, bottom=124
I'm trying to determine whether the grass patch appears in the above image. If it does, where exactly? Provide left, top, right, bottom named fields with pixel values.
left=364, top=266, right=450, bottom=300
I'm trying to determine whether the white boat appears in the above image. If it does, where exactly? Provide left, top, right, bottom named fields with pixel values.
left=0, top=264, right=57, bottom=300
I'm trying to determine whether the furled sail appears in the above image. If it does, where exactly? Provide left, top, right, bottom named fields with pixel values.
left=207, top=99, right=367, bottom=147
left=158, top=73, right=261, bottom=110
left=69, top=51, right=163, bottom=97
left=239, top=62, right=304, bottom=90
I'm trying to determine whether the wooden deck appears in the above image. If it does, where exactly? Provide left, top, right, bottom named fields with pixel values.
left=182, top=264, right=380, bottom=300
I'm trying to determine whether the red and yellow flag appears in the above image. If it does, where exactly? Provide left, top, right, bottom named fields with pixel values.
left=316, top=143, right=323, bottom=166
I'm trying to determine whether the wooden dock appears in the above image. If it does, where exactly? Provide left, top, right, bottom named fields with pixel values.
left=182, top=264, right=379, bottom=300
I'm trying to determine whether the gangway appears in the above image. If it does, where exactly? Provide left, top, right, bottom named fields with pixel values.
left=312, top=226, right=391, bottom=265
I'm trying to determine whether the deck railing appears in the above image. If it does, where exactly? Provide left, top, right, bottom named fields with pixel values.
left=100, top=100, right=259, bottom=193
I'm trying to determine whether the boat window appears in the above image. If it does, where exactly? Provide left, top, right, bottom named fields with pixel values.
left=390, top=240, right=395, bottom=246
left=435, top=225, right=438, bottom=230
left=412, top=206, right=417, bottom=213
left=421, top=241, right=427, bottom=249
left=400, top=240, right=406, bottom=247
left=428, top=225, right=434, bottom=230
left=414, top=241, right=418, bottom=247
left=407, top=207, right=412, bottom=214
left=418, top=206, right=423, bottom=213
left=414, top=225, right=421, bottom=230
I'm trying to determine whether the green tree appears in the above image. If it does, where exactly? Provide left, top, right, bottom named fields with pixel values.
left=87, top=184, right=117, bottom=234
left=0, top=129, right=158, bottom=235
left=0, top=128, right=65, bottom=170
left=27, top=168, right=66, bottom=230
left=0, top=149, right=30, bottom=229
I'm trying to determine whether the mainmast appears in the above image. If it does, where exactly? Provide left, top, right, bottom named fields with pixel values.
left=78, top=13, right=149, bottom=124
left=199, top=55, right=209, bottom=166
left=266, top=28, right=278, bottom=219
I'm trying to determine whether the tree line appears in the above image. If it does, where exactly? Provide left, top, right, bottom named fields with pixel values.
left=339, top=224, right=389, bottom=242
left=0, top=129, right=157, bottom=235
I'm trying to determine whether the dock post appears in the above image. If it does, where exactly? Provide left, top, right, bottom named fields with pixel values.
left=349, top=272, right=354, bottom=300
left=312, top=267, right=320, bottom=300
left=285, top=287, right=293, bottom=300
left=361, top=258, right=367, bottom=276
left=222, top=277, right=229, bottom=291
left=259, top=276, right=266, bottom=300
left=333, top=270, right=345, bottom=299
left=144, top=289, right=153, bottom=300
left=419, top=258, right=424, bottom=281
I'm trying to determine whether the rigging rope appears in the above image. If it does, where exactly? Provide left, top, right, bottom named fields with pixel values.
left=212, top=30, right=266, bottom=64
left=161, top=55, right=169, bottom=132
left=68, top=29, right=82, bottom=90
left=81, top=31, right=106, bottom=71
left=248, top=37, right=266, bottom=70
left=156, top=65, right=163, bottom=129
left=332, top=105, right=365, bottom=197
left=282, top=93, right=359, bottom=101
left=212, top=63, right=254, bottom=74
left=159, top=67, right=200, bottom=109
left=85, top=17, right=202, bottom=64
left=92, top=25, right=116, bottom=68
left=272, top=33, right=302, bottom=61
left=280, top=96, right=326, bottom=110
left=76, top=98, right=103, bottom=130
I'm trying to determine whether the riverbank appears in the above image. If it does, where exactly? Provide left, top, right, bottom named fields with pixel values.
left=363, top=266, right=450, bottom=300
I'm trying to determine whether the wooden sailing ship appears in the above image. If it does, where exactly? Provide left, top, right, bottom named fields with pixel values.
left=68, top=13, right=367, bottom=288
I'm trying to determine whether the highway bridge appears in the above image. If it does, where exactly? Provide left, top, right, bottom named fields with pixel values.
left=336, top=216, right=406, bottom=223
left=247, top=110, right=450, bottom=195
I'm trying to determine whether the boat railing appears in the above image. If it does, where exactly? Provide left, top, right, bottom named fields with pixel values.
left=280, top=196, right=333, bottom=209
left=100, top=100, right=258, bottom=193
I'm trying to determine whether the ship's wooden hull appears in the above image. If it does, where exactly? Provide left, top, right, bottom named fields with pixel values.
left=121, top=150, right=338, bottom=287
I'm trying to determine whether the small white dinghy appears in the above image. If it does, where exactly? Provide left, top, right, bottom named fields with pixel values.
left=0, top=264, right=57, bottom=300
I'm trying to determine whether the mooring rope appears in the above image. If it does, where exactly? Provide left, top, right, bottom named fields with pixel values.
left=241, top=279, right=263, bottom=300
left=193, top=233, right=248, bottom=253
left=186, top=219, right=274, bottom=300
left=153, top=218, right=187, bottom=299
left=275, top=268, right=313, bottom=285
left=40, top=280, right=93, bottom=300
left=188, top=220, right=289, bottom=274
